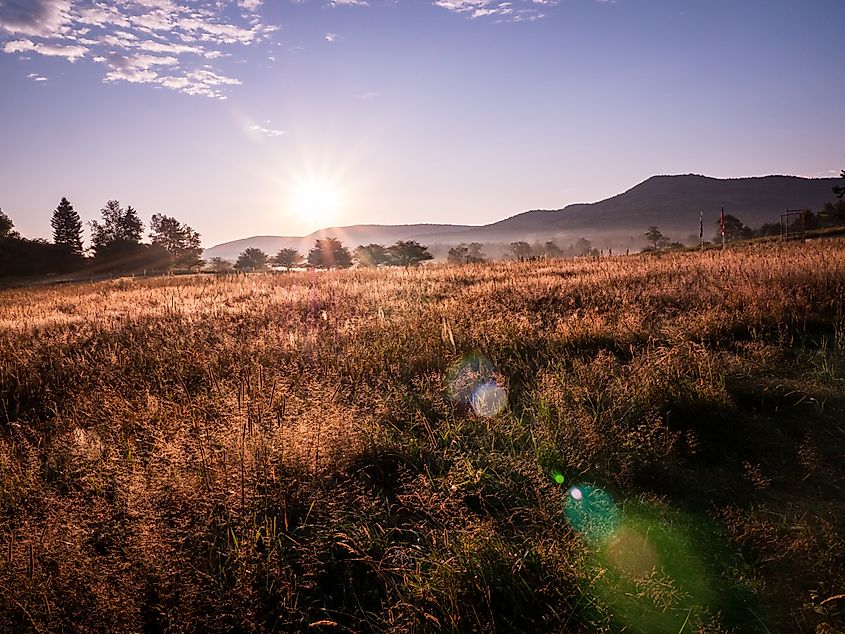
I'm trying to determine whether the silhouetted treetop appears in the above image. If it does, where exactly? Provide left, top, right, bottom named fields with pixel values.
left=387, top=240, right=433, bottom=267
left=150, top=213, right=203, bottom=270
left=0, top=209, right=17, bottom=239
left=235, top=248, right=270, bottom=272
left=308, top=237, right=352, bottom=269
left=51, top=197, right=84, bottom=258
left=273, top=248, right=304, bottom=271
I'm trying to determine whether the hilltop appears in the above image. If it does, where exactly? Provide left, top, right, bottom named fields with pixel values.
left=206, top=174, right=843, bottom=257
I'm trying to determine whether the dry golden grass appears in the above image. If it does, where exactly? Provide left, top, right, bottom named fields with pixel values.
left=1, top=240, right=844, bottom=632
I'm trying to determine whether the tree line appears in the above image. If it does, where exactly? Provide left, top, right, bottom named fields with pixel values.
left=0, top=198, right=202, bottom=277
left=4, top=173, right=841, bottom=276
left=216, top=236, right=605, bottom=272
left=216, top=238, right=435, bottom=273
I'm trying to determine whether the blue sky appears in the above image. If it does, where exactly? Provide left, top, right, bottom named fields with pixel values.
left=1, top=0, right=843, bottom=247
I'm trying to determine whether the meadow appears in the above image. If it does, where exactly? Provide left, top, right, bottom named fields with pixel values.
left=1, top=240, right=844, bottom=632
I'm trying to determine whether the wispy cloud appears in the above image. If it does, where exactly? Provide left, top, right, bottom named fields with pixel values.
left=433, top=0, right=557, bottom=21
left=0, top=0, right=277, bottom=98
left=250, top=122, right=285, bottom=137
left=4, top=38, right=87, bottom=61
left=324, top=32, right=337, bottom=42
left=27, top=72, right=48, bottom=81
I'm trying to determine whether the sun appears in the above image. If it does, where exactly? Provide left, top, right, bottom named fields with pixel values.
left=289, top=178, right=342, bottom=228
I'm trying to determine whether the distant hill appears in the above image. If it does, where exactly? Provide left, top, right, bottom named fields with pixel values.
left=204, top=224, right=475, bottom=261
left=206, top=174, right=843, bottom=258
left=489, top=174, right=841, bottom=237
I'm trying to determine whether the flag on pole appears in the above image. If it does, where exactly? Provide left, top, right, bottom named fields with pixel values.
left=699, top=211, right=703, bottom=240
left=720, top=205, right=725, bottom=237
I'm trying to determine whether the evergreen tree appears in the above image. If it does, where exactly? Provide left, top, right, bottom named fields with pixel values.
left=51, top=197, right=84, bottom=257
left=122, top=205, right=144, bottom=243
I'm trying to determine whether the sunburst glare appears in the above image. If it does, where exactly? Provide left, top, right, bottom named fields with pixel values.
left=288, top=178, right=343, bottom=228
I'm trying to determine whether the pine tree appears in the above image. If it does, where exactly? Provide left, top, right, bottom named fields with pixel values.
left=121, top=206, right=144, bottom=243
left=51, top=197, right=84, bottom=257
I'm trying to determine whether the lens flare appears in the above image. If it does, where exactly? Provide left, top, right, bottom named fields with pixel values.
left=447, top=353, right=508, bottom=417
left=470, top=380, right=508, bottom=417
left=551, top=471, right=565, bottom=485
left=564, top=485, right=619, bottom=541
left=564, top=491, right=739, bottom=632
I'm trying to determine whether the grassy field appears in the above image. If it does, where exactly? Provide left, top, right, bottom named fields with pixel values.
left=1, top=240, right=844, bottom=632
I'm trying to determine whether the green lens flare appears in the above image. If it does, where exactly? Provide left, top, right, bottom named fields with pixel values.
left=564, top=485, right=620, bottom=542
left=552, top=471, right=565, bottom=484
left=567, top=497, right=755, bottom=632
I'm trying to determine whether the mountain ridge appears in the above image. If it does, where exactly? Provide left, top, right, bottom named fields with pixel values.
left=205, top=174, right=843, bottom=259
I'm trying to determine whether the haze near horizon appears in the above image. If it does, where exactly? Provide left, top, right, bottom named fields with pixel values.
left=2, top=0, right=843, bottom=247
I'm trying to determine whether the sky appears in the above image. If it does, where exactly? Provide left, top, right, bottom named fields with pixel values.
left=1, top=0, right=844, bottom=247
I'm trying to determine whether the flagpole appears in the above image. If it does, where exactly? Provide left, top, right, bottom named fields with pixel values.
left=699, top=210, right=704, bottom=251
left=721, top=204, right=726, bottom=250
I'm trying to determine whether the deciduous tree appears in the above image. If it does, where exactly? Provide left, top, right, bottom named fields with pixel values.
left=353, top=243, right=389, bottom=267
left=90, top=201, right=144, bottom=255
left=714, top=214, right=752, bottom=243
left=508, top=241, right=532, bottom=259
left=150, top=213, right=204, bottom=270
left=447, top=243, right=486, bottom=264
left=89, top=201, right=148, bottom=270
left=0, top=208, right=17, bottom=239
left=234, top=248, right=270, bottom=272
left=207, top=257, right=234, bottom=274
left=273, top=248, right=304, bottom=271
left=387, top=240, right=433, bottom=268
left=544, top=241, right=563, bottom=258
left=644, top=226, right=667, bottom=250
left=307, top=237, right=352, bottom=269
